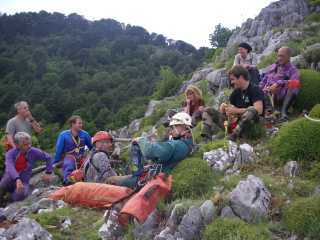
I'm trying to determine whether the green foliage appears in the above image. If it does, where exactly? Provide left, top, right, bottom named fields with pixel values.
left=38, top=123, right=61, bottom=151
left=295, top=70, right=320, bottom=111
left=0, top=12, right=205, bottom=130
left=309, top=104, right=320, bottom=118
left=305, top=12, right=320, bottom=23
left=242, top=122, right=266, bottom=140
left=30, top=207, right=104, bottom=240
left=308, top=0, right=320, bottom=6
left=199, top=139, right=227, bottom=154
left=283, top=196, right=320, bottom=239
left=209, top=48, right=223, bottom=63
left=171, top=156, right=218, bottom=199
left=203, top=218, right=270, bottom=240
left=209, top=24, right=234, bottom=48
left=153, top=67, right=185, bottom=100
left=270, top=116, right=320, bottom=163
left=224, top=57, right=234, bottom=70
left=257, top=52, right=277, bottom=69
left=302, top=46, right=320, bottom=65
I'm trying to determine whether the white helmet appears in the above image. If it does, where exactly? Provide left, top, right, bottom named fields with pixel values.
left=169, top=112, right=192, bottom=127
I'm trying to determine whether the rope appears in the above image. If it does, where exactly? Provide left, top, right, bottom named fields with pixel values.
left=304, top=113, right=320, bottom=122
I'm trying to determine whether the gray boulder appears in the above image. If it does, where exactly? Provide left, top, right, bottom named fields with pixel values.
left=200, top=200, right=215, bottom=224
left=220, top=206, right=238, bottom=219
left=99, top=209, right=123, bottom=240
left=230, top=175, right=271, bottom=223
left=128, top=118, right=142, bottom=134
left=2, top=218, right=52, bottom=240
left=154, top=227, right=175, bottom=240
left=133, top=210, right=160, bottom=240
left=206, top=68, right=229, bottom=94
left=29, top=172, right=61, bottom=190
left=177, top=206, right=203, bottom=240
left=283, top=161, right=299, bottom=178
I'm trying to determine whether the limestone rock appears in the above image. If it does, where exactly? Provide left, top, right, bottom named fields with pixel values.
left=283, top=161, right=299, bottom=178
left=177, top=206, right=203, bottom=240
left=230, top=175, right=271, bottom=223
left=145, top=100, right=162, bottom=117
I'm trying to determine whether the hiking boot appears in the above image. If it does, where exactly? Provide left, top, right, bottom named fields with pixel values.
left=277, top=115, right=289, bottom=124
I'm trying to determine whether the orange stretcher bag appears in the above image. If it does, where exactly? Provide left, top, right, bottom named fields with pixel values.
left=119, top=173, right=172, bottom=224
left=48, top=182, right=133, bottom=208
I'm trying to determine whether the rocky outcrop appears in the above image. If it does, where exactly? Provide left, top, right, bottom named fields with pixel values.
left=218, top=0, right=309, bottom=62
left=229, top=175, right=271, bottom=223
left=145, top=100, right=162, bottom=117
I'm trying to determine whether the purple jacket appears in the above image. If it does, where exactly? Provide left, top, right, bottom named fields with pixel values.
left=260, top=62, right=300, bottom=98
left=5, top=147, right=53, bottom=183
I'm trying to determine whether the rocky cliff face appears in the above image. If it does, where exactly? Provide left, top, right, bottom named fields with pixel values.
left=218, top=0, right=310, bottom=61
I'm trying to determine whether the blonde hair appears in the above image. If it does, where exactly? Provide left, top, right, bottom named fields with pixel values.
left=185, top=85, right=203, bottom=101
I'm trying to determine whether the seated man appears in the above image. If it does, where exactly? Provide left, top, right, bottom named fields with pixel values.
left=54, top=115, right=92, bottom=185
left=83, top=131, right=117, bottom=183
left=259, top=47, right=300, bottom=122
left=107, top=112, right=194, bottom=189
left=182, top=85, right=205, bottom=127
left=3, top=101, right=42, bottom=151
left=202, top=65, right=264, bottom=141
left=234, top=42, right=260, bottom=85
left=0, top=132, right=53, bottom=204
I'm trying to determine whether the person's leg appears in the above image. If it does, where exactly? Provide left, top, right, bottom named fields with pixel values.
left=63, top=156, right=76, bottom=184
left=201, top=107, right=225, bottom=139
left=106, top=175, right=138, bottom=189
left=11, top=183, right=29, bottom=202
left=229, top=106, right=259, bottom=141
left=279, top=89, right=298, bottom=121
left=0, top=173, right=18, bottom=205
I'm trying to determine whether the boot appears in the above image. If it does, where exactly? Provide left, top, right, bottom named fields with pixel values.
left=279, top=90, right=296, bottom=122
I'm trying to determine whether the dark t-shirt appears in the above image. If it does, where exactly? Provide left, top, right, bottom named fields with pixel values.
left=229, top=83, right=264, bottom=111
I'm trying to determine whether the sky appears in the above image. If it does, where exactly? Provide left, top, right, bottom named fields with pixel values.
left=0, top=0, right=274, bottom=48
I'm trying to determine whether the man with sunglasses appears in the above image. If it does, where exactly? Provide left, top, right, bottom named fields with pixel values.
left=0, top=132, right=53, bottom=204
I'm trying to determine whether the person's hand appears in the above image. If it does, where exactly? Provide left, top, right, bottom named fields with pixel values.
left=41, top=173, right=52, bottom=182
left=220, top=103, right=228, bottom=113
left=269, top=83, right=279, bottom=94
left=242, top=63, right=250, bottom=69
left=225, top=105, right=238, bottom=116
left=16, top=179, right=24, bottom=193
left=132, top=137, right=142, bottom=144
left=186, top=99, right=191, bottom=105
left=198, top=106, right=204, bottom=112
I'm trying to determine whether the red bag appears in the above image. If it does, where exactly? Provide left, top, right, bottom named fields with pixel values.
left=119, top=173, right=172, bottom=224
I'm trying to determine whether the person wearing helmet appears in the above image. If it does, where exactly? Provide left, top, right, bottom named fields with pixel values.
left=83, top=131, right=117, bottom=183
left=183, top=85, right=205, bottom=127
left=107, top=112, right=193, bottom=189
left=202, top=65, right=264, bottom=141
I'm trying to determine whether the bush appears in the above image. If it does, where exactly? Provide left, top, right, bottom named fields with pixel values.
left=305, top=12, right=320, bottom=23
left=171, top=156, right=218, bottom=199
left=283, top=196, right=320, bottom=239
left=295, top=70, right=320, bottom=111
left=203, top=218, right=270, bottom=240
left=257, top=52, right=277, bottom=69
left=270, top=114, right=320, bottom=164
left=242, top=122, right=266, bottom=140
left=309, top=103, right=320, bottom=118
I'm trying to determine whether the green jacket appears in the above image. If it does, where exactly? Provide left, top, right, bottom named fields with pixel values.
left=137, top=137, right=193, bottom=173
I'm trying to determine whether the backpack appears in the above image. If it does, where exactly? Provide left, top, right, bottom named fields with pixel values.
left=83, top=150, right=115, bottom=183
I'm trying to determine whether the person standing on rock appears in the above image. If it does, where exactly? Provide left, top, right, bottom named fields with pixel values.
left=259, top=46, right=300, bottom=122
left=107, top=112, right=194, bottom=188
left=83, top=131, right=117, bottom=183
left=233, top=42, right=260, bottom=85
left=182, top=85, right=205, bottom=127
left=0, top=132, right=53, bottom=204
left=202, top=65, right=264, bottom=141
left=54, top=115, right=92, bottom=185
left=2, top=101, right=42, bottom=151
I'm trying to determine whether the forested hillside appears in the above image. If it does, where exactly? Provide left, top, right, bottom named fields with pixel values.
left=0, top=11, right=208, bottom=131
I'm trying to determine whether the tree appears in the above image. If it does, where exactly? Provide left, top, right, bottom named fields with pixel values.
left=209, top=24, right=234, bottom=48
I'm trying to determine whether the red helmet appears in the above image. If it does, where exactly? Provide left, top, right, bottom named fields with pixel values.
left=92, top=131, right=113, bottom=144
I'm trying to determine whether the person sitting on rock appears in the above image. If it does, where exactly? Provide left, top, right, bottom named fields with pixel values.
left=202, top=65, right=264, bottom=141
left=259, top=46, right=300, bottom=122
left=233, top=42, right=260, bottom=85
left=107, top=112, right=194, bottom=189
left=2, top=101, right=42, bottom=151
left=54, top=115, right=92, bottom=185
left=83, top=131, right=117, bottom=183
left=0, top=132, right=53, bottom=204
left=182, top=85, right=205, bottom=127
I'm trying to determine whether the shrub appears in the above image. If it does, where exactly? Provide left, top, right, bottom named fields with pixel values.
left=270, top=115, right=320, bottom=164
left=242, top=122, right=266, bottom=140
left=309, top=103, right=320, bottom=118
left=203, top=218, right=270, bottom=240
left=295, top=70, right=320, bottom=111
left=257, top=52, right=277, bottom=69
left=171, top=156, right=218, bottom=199
left=283, top=196, right=320, bottom=239
left=305, top=12, right=320, bottom=23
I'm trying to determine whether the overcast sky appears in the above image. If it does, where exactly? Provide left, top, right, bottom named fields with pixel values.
left=0, top=0, right=274, bottom=48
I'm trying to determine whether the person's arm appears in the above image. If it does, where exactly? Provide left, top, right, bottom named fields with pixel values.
left=27, top=112, right=42, bottom=133
left=253, top=100, right=263, bottom=115
left=137, top=137, right=174, bottom=164
left=5, top=119, right=16, bottom=148
left=233, top=54, right=240, bottom=66
left=250, top=53, right=258, bottom=69
left=54, top=133, right=64, bottom=164
left=84, top=132, right=93, bottom=150
left=5, top=151, right=20, bottom=181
